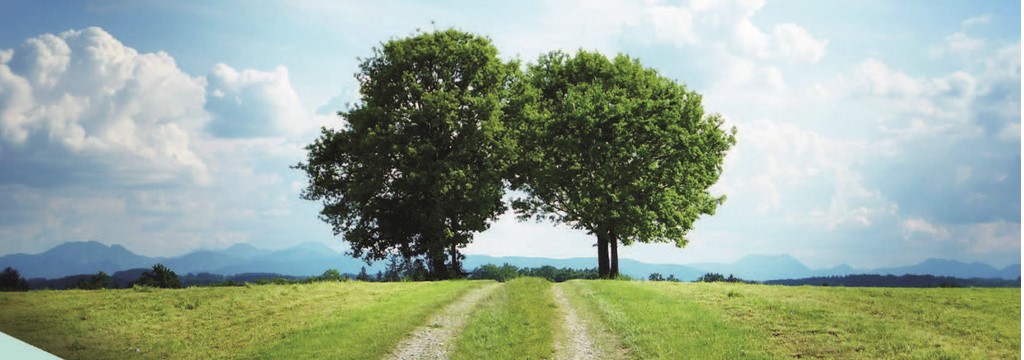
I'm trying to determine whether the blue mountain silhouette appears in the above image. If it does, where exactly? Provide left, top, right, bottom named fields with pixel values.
left=0, top=241, right=1017, bottom=281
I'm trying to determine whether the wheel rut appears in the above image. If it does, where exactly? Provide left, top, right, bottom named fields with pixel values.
left=552, top=284, right=600, bottom=360
left=384, top=283, right=501, bottom=360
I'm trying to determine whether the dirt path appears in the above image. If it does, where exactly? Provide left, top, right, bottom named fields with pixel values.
left=384, top=282, right=501, bottom=360
left=552, top=284, right=600, bottom=360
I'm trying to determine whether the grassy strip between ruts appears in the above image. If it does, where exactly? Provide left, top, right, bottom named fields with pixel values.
left=0, top=280, right=486, bottom=359
left=452, top=277, right=558, bottom=360
left=555, top=282, right=631, bottom=359
left=571, top=281, right=1021, bottom=359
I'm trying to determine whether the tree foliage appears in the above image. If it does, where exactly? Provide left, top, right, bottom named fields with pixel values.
left=696, top=272, right=748, bottom=283
left=468, top=263, right=598, bottom=283
left=356, top=267, right=372, bottom=281
left=0, top=267, right=29, bottom=292
left=134, top=264, right=181, bottom=289
left=295, top=29, right=515, bottom=280
left=73, top=271, right=112, bottom=290
left=380, top=253, right=429, bottom=282
left=508, top=50, right=736, bottom=278
left=320, top=269, right=344, bottom=282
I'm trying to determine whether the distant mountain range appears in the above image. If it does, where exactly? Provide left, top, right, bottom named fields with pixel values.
left=1, top=241, right=1019, bottom=282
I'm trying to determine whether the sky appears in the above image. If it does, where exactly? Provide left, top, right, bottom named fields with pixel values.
left=0, top=0, right=1019, bottom=269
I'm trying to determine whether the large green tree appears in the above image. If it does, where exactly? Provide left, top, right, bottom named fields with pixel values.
left=508, top=50, right=736, bottom=278
left=295, top=29, right=514, bottom=279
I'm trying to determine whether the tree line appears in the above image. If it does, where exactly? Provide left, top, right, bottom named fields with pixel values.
left=765, top=274, right=1021, bottom=288
left=294, top=28, right=735, bottom=280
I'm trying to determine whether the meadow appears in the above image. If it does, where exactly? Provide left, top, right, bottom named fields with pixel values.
left=568, top=281, right=1021, bottom=359
left=0, top=281, right=483, bottom=359
left=0, top=279, right=1018, bottom=359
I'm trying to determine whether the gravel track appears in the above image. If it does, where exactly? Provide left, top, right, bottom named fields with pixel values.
left=552, top=284, right=600, bottom=360
left=384, top=283, right=501, bottom=360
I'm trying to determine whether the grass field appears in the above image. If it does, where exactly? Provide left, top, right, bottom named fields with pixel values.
left=0, top=279, right=1018, bottom=359
left=570, top=281, right=1021, bottom=359
left=0, top=281, right=485, bottom=359
left=453, top=277, right=558, bottom=360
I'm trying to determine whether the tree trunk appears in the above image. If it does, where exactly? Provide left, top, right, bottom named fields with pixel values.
left=429, top=254, right=447, bottom=280
left=597, top=233, right=610, bottom=279
left=449, top=244, right=461, bottom=278
left=610, top=232, right=619, bottom=278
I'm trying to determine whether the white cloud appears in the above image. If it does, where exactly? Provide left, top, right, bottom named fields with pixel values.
left=205, top=64, right=314, bottom=138
left=901, top=218, right=949, bottom=240
left=930, top=32, right=986, bottom=58
left=855, top=58, right=924, bottom=97
left=815, top=167, right=898, bottom=229
left=646, top=3, right=697, bottom=46
left=718, top=119, right=899, bottom=230
left=961, top=14, right=991, bottom=28
left=0, top=27, right=210, bottom=185
left=959, top=221, right=1020, bottom=253
left=645, top=0, right=827, bottom=63
left=770, top=23, right=827, bottom=63
left=0, top=27, right=343, bottom=256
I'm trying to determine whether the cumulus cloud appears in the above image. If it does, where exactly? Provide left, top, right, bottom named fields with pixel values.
left=770, top=23, right=828, bottom=63
left=205, top=64, right=310, bottom=138
left=642, top=0, right=828, bottom=64
left=0, top=27, right=210, bottom=185
left=718, top=119, right=898, bottom=230
left=848, top=37, right=1019, bottom=229
left=855, top=58, right=926, bottom=97
left=0, top=27, right=337, bottom=256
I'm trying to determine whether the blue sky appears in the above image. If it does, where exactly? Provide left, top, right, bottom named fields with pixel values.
left=0, top=0, right=1019, bottom=269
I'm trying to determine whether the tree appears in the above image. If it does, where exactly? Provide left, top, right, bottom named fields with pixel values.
left=295, top=29, right=515, bottom=280
left=507, top=50, right=736, bottom=278
left=0, top=267, right=29, bottom=291
left=135, top=264, right=181, bottom=289
left=356, top=266, right=372, bottom=281
left=320, top=269, right=344, bottom=282
left=648, top=273, right=665, bottom=281
left=74, top=271, right=112, bottom=290
left=383, top=255, right=403, bottom=282
left=698, top=272, right=726, bottom=282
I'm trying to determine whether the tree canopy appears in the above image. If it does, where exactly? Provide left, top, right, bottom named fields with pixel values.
left=507, top=50, right=736, bottom=278
left=295, top=29, right=515, bottom=279
left=0, top=267, right=28, bottom=292
left=135, top=264, right=181, bottom=289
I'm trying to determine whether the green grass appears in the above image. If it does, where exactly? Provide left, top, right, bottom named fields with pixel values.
left=568, top=280, right=772, bottom=359
left=555, top=282, right=631, bottom=359
left=570, top=281, right=1021, bottom=359
left=1, top=279, right=1017, bottom=359
left=0, top=280, right=486, bottom=359
left=453, top=277, right=558, bottom=360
